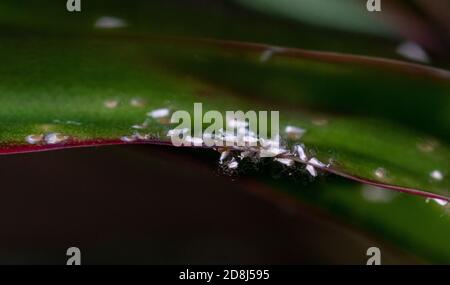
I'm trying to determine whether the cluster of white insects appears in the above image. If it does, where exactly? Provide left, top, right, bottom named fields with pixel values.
left=163, top=110, right=330, bottom=178
left=215, top=139, right=329, bottom=178
left=23, top=101, right=446, bottom=200
left=25, top=133, right=69, bottom=145
left=119, top=104, right=331, bottom=178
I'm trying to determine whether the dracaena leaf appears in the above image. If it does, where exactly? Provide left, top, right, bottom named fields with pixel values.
left=0, top=35, right=449, bottom=202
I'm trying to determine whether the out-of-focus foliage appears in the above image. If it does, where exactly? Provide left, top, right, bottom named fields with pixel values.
left=0, top=0, right=449, bottom=263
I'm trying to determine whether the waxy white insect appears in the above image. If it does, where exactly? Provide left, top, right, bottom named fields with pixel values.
left=44, top=133, right=68, bottom=144
left=25, top=134, right=44, bottom=145
left=147, top=108, right=170, bottom=119
left=285, top=125, right=306, bottom=140
left=430, top=170, right=444, bottom=181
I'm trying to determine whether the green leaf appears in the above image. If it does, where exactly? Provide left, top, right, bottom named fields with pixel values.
left=0, top=0, right=423, bottom=60
left=268, top=175, right=450, bottom=263
left=236, top=0, right=394, bottom=37
left=2, top=0, right=450, bottom=264
left=0, top=35, right=449, bottom=200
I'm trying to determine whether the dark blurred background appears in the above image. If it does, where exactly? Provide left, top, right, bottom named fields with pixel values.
left=0, top=145, right=418, bottom=264
left=1, top=0, right=449, bottom=264
left=1, top=0, right=450, bottom=65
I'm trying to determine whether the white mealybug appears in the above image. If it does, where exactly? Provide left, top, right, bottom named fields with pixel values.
left=130, top=97, right=146, bottom=107
left=132, top=132, right=150, bottom=141
left=25, top=134, right=44, bottom=145
left=104, top=99, right=119, bottom=109
left=227, top=159, right=239, bottom=170
left=66, top=120, right=82, bottom=126
left=374, top=167, right=387, bottom=179
left=44, top=133, right=68, bottom=145
left=132, top=124, right=145, bottom=130
left=275, top=158, right=295, bottom=167
left=430, top=170, right=444, bottom=181
left=294, top=144, right=308, bottom=161
left=305, top=157, right=326, bottom=177
left=426, top=198, right=448, bottom=206
left=396, top=41, right=430, bottom=63
left=308, top=157, right=326, bottom=168
left=147, top=108, right=170, bottom=119
left=285, top=125, right=306, bottom=140
left=306, top=165, right=317, bottom=177
left=219, top=150, right=231, bottom=164
left=120, top=135, right=136, bottom=142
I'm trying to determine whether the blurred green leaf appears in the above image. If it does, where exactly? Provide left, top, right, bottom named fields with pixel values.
left=236, top=0, right=394, bottom=37
left=269, top=175, right=450, bottom=263
left=1, top=0, right=450, bottom=264
left=0, top=35, right=449, bottom=199
left=0, top=0, right=417, bottom=60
